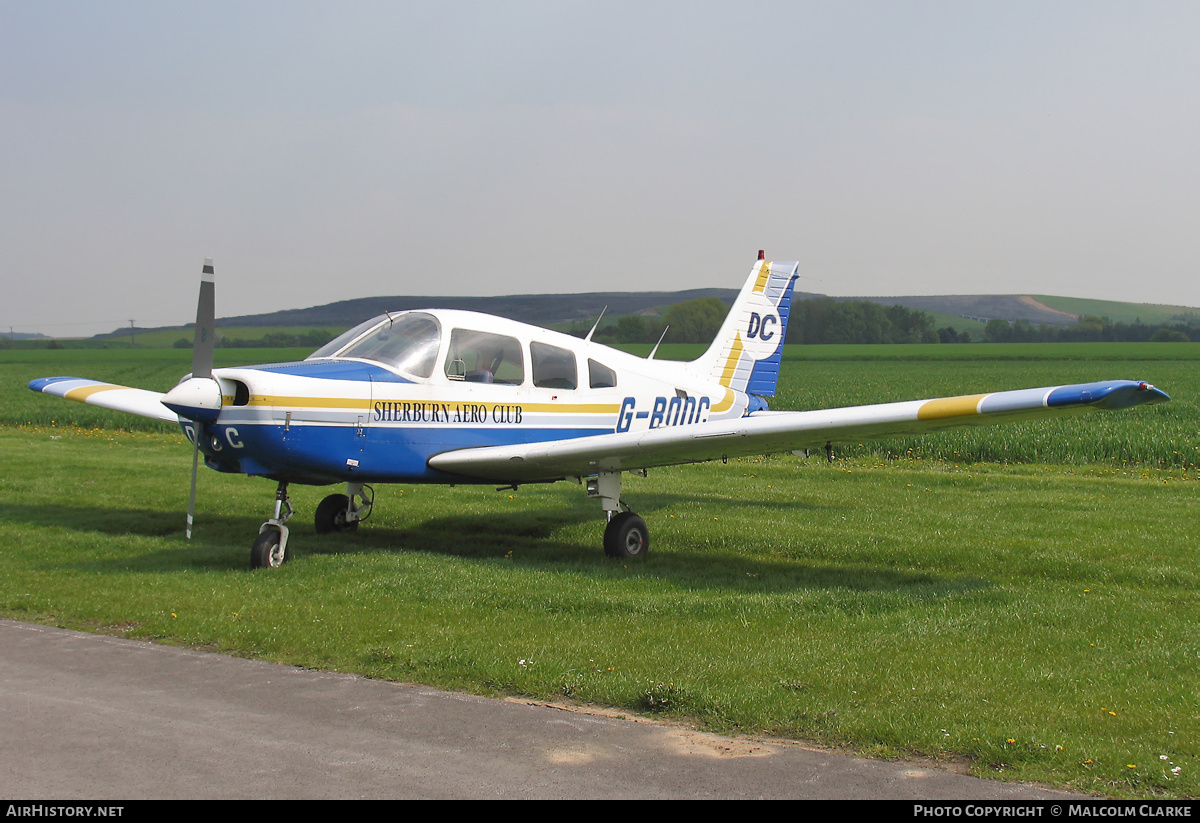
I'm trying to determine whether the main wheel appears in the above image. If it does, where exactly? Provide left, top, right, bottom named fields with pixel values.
left=251, top=529, right=288, bottom=569
left=603, top=512, right=649, bottom=559
left=315, top=493, right=358, bottom=534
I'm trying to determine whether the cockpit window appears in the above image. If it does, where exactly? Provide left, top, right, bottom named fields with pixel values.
left=445, top=329, right=523, bottom=385
left=328, top=313, right=441, bottom=378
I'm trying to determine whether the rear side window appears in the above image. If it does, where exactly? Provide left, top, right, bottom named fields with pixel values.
left=445, top=329, right=524, bottom=385
left=531, top=342, right=578, bottom=390
left=588, top=359, right=617, bottom=389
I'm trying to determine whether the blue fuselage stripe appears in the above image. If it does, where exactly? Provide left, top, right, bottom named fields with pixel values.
left=191, top=421, right=608, bottom=484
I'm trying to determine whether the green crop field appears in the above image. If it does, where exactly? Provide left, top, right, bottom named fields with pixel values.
left=2, top=343, right=1197, bottom=798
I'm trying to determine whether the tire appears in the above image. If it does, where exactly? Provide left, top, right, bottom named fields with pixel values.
left=315, top=493, right=358, bottom=534
left=603, top=512, right=649, bottom=559
left=251, top=529, right=288, bottom=569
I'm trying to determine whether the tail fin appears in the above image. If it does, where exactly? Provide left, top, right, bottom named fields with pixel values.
left=695, top=256, right=799, bottom=398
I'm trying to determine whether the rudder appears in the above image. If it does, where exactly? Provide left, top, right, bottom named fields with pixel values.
left=695, top=255, right=799, bottom=398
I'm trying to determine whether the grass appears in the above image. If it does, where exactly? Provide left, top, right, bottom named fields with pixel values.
left=2, top=343, right=1198, bottom=798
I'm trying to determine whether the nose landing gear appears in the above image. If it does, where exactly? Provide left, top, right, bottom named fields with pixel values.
left=251, top=481, right=294, bottom=569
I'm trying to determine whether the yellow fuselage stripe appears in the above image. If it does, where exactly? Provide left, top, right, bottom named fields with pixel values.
left=234, top=396, right=621, bottom=415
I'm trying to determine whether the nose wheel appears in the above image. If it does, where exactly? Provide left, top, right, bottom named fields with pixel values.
left=251, top=480, right=293, bottom=569
left=251, top=528, right=288, bottom=569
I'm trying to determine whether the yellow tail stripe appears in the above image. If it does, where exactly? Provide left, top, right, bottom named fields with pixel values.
left=752, top=260, right=772, bottom=293
left=718, top=336, right=744, bottom=387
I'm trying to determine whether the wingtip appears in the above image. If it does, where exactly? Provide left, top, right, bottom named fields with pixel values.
left=1053, top=380, right=1172, bottom=410
left=1138, top=382, right=1171, bottom=405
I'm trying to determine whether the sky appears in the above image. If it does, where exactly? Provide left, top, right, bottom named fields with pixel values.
left=2, top=0, right=1198, bottom=336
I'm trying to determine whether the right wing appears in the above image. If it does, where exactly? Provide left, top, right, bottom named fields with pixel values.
left=428, top=379, right=1169, bottom=484
left=28, top=377, right=178, bottom=423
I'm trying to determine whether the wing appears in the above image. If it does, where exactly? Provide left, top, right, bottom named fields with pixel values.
left=428, top=379, right=1169, bottom=483
left=28, top=377, right=178, bottom=423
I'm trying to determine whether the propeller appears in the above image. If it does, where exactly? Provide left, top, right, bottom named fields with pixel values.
left=161, top=258, right=221, bottom=538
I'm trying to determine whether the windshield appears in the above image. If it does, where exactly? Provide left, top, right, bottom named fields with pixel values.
left=314, top=312, right=442, bottom=378
left=308, top=317, right=385, bottom=359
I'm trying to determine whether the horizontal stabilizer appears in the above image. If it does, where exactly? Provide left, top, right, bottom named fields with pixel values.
left=28, top=377, right=177, bottom=423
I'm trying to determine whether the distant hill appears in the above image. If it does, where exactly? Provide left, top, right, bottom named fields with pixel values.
left=86, top=289, right=1200, bottom=340
left=1032, top=295, right=1200, bottom=326
left=849, top=295, right=1200, bottom=328
left=849, top=295, right=1082, bottom=327
left=215, top=289, right=753, bottom=329
left=218, top=291, right=1200, bottom=332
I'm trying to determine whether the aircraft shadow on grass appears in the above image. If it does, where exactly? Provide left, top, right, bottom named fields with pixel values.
left=3, top=500, right=992, bottom=598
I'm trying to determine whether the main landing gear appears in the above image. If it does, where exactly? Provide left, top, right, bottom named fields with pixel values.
left=587, top=470, right=649, bottom=560
left=250, top=481, right=374, bottom=569
left=315, top=483, right=374, bottom=534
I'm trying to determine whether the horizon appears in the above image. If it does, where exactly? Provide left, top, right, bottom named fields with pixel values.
left=22, top=286, right=1200, bottom=342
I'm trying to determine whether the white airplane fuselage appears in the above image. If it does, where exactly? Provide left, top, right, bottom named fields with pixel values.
left=191, top=309, right=751, bottom=486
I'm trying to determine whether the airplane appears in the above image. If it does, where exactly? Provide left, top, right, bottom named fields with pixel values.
left=29, top=253, right=1170, bottom=569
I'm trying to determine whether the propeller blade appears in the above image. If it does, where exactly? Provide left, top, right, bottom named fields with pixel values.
left=185, top=259, right=215, bottom=539
left=192, top=258, right=216, bottom=379
left=163, top=258, right=223, bottom=422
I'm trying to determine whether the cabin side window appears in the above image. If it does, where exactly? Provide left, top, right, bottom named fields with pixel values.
left=445, top=329, right=524, bottom=385
left=588, top=359, right=617, bottom=389
left=531, top=342, right=578, bottom=390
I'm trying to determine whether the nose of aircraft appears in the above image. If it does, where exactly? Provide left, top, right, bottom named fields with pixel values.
left=162, top=376, right=223, bottom=422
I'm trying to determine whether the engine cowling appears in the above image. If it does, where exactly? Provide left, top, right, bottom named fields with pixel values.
left=162, top=376, right=223, bottom=423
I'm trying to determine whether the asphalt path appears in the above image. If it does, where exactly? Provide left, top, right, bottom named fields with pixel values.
left=0, top=619, right=1078, bottom=800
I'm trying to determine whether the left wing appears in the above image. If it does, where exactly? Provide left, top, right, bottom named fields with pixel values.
left=428, top=379, right=1169, bottom=483
left=28, top=377, right=178, bottom=423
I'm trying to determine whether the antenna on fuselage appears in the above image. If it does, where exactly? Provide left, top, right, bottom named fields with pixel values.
left=583, top=306, right=607, bottom=342
left=647, top=325, right=669, bottom=360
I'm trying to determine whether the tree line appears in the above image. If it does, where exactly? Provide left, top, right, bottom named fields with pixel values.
left=576, top=297, right=1198, bottom=345
left=173, top=329, right=337, bottom=349
left=577, top=297, right=963, bottom=345
left=982, top=316, right=1197, bottom=343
